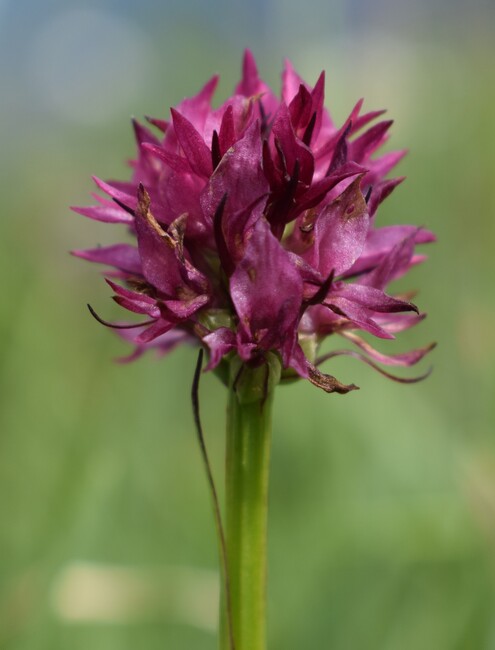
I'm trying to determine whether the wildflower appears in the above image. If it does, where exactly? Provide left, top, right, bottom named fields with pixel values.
left=73, top=50, right=435, bottom=393
left=74, top=52, right=436, bottom=650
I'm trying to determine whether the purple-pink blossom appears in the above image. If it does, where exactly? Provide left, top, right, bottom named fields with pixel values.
left=73, top=51, right=435, bottom=393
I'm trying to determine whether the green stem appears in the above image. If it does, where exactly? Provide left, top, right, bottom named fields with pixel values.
left=219, top=367, right=275, bottom=650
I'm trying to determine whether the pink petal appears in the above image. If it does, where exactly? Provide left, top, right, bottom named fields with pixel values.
left=346, top=225, right=436, bottom=276
left=218, top=104, right=236, bottom=154
left=302, top=176, right=369, bottom=277
left=282, top=59, right=307, bottom=104
left=92, top=176, right=137, bottom=211
left=358, top=230, right=415, bottom=289
left=132, top=118, right=161, bottom=147
left=288, top=83, right=313, bottom=133
left=116, top=328, right=191, bottom=363
left=203, top=327, right=236, bottom=370
left=374, top=312, right=426, bottom=334
left=230, top=218, right=303, bottom=365
left=349, top=120, right=393, bottom=162
left=236, top=49, right=261, bottom=97
left=134, top=190, right=184, bottom=295
left=71, top=200, right=133, bottom=225
left=106, top=279, right=160, bottom=317
left=330, top=283, right=418, bottom=314
left=365, top=150, right=407, bottom=186
left=175, top=75, right=219, bottom=131
left=142, top=143, right=192, bottom=174
left=202, top=120, right=268, bottom=217
left=325, top=297, right=395, bottom=339
left=271, top=102, right=314, bottom=185
left=341, top=331, right=436, bottom=366
left=72, top=244, right=142, bottom=275
left=171, top=109, right=212, bottom=178
left=367, top=177, right=405, bottom=218
left=136, top=318, right=174, bottom=343
left=162, top=294, right=209, bottom=319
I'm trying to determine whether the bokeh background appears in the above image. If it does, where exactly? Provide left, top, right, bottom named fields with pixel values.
left=1, top=0, right=494, bottom=648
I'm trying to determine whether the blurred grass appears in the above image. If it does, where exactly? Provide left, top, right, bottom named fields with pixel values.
left=1, top=8, right=495, bottom=650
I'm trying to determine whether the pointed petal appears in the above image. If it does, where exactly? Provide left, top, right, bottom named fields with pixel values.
left=358, top=230, right=415, bottom=289
left=325, top=297, right=395, bottom=339
left=349, top=120, right=393, bottom=162
left=202, top=120, right=268, bottom=216
left=365, top=150, right=407, bottom=185
left=106, top=279, right=160, bottom=317
left=271, top=102, right=314, bottom=184
left=142, top=143, right=191, bottom=174
left=201, top=121, right=269, bottom=261
left=287, top=341, right=309, bottom=378
left=175, top=75, right=219, bottom=131
left=134, top=186, right=184, bottom=295
left=282, top=59, right=307, bottom=104
left=345, top=225, right=436, bottom=277
left=136, top=318, right=174, bottom=343
left=348, top=100, right=386, bottom=135
left=163, top=170, right=206, bottom=238
left=116, top=328, right=191, bottom=362
left=288, top=252, right=324, bottom=286
left=230, top=218, right=303, bottom=360
left=163, top=294, right=209, bottom=319
left=71, top=201, right=133, bottom=224
left=326, top=121, right=352, bottom=175
left=367, top=177, right=405, bottom=217
left=145, top=115, right=169, bottom=133
left=341, top=331, right=437, bottom=366
left=302, top=176, right=369, bottom=276
left=317, top=349, right=433, bottom=384
left=374, top=312, right=426, bottom=334
left=236, top=49, right=261, bottom=97
left=203, top=327, right=237, bottom=370
left=132, top=118, right=161, bottom=147
left=296, top=162, right=366, bottom=214
left=92, top=176, right=137, bottom=211
left=72, top=244, right=142, bottom=275
left=225, top=195, right=269, bottom=268
left=329, top=283, right=418, bottom=314
left=218, top=104, right=236, bottom=154
left=288, top=84, right=313, bottom=132
left=309, top=71, right=326, bottom=142
left=171, top=109, right=212, bottom=178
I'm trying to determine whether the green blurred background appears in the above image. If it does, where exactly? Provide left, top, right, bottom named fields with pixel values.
left=1, top=1, right=494, bottom=648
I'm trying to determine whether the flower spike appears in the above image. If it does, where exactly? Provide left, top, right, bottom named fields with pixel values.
left=76, top=53, right=435, bottom=391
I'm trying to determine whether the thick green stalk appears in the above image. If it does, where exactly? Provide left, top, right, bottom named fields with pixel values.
left=219, top=369, right=275, bottom=650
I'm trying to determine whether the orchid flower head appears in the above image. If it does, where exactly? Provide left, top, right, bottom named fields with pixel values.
left=73, top=50, right=435, bottom=393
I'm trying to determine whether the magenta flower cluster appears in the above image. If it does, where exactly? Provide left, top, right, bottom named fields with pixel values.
left=74, top=51, right=435, bottom=393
